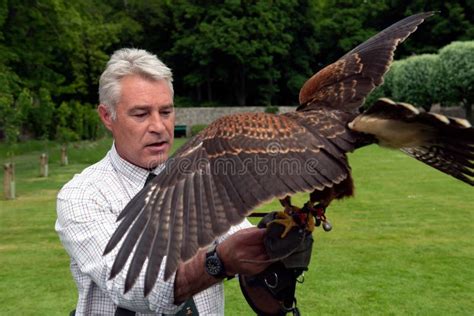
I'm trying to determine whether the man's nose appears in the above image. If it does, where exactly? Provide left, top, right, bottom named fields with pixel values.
left=148, top=113, right=166, bottom=134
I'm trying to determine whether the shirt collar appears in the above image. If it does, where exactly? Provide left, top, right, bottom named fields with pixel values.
left=108, top=143, right=165, bottom=187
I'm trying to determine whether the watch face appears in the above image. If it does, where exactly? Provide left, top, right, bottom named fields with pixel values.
left=206, top=256, right=223, bottom=276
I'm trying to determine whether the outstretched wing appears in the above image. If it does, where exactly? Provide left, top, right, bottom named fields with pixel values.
left=298, top=11, right=434, bottom=112
left=103, top=112, right=351, bottom=296
left=349, top=98, right=474, bottom=185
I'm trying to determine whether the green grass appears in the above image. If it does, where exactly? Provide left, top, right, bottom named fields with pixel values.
left=1, top=140, right=473, bottom=315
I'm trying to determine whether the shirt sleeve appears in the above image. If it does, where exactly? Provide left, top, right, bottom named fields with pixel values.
left=217, top=217, right=254, bottom=243
left=55, top=181, right=183, bottom=314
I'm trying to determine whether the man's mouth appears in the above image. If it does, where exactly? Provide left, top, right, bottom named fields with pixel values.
left=145, top=141, right=169, bottom=152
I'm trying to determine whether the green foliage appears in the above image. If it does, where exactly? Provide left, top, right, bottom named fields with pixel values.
left=28, top=88, right=55, bottom=139
left=16, top=88, right=33, bottom=129
left=65, top=101, right=102, bottom=141
left=264, top=105, right=279, bottom=114
left=0, top=93, right=18, bottom=144
left=55, top=102, right=79, bottom=143
left=191, top=124, right=208, bottom=136
left=174, top=96, right=197, bottom=108
left=70, top=101, right=85, bottom=140
left=168, top=1, right=297, bottom=106
left=312, top=0, right=389, bottom=64
left=0, top=65, right=22, bottom=146
left=391, top=54, right=441, bottom=111
left=82, top=106, right=101, bottom=140
left=438, top=41, right=474, bottom=122
left=2, top=0, right=139, bottom=101
left=1, top=2, right=474, bottom=142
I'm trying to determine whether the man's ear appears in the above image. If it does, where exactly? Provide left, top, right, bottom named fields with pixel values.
left=98, top=104, right=113, bottom=132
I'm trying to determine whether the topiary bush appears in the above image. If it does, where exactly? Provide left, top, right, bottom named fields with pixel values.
left=391, top=54, right=440, bottom=111
left=438, top=41, right=474, bottom=122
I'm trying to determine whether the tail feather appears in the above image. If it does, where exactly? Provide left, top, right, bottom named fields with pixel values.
left=349, top=98, right=474, bottom=186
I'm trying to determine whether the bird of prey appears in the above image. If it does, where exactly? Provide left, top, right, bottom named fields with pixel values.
left=104, top=12, right=473, bottom=296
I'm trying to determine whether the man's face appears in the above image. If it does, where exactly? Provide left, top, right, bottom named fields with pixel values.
left=99, top=74, right=175, bottom=169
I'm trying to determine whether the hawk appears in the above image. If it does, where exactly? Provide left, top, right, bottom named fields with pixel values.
left=104, top=12, right=473, bottom=296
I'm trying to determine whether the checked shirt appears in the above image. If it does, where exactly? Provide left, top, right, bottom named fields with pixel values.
left=56, top=144, right=251, bottom=315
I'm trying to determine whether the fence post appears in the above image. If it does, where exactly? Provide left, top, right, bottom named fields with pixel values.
left=40, top=153, right=49, bottom=177
left=3, top=163, right=15, bottom=200
left=61, top=145, right=68, bottom=166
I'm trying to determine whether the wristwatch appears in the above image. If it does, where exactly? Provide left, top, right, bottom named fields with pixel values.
left=205, top=244, right=228, bottom=279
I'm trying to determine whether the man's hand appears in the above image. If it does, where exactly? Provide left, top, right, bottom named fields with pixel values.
left=217, top=227, right=271, bottom=277
left=174, top=227, right=269, bottom=304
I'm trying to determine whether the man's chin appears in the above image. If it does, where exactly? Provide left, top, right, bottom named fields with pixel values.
left=142, top=155, right=168, bottom=170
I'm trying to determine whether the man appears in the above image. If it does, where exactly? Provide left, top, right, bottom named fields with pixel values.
left=56, top=48, right=270, bottom=315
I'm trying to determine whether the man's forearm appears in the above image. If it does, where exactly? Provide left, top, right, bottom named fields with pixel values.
left=173, top=248, right=221, bottom=304
left=174, top=227, right=270, bottom=304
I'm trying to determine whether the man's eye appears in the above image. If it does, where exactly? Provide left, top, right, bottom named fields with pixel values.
left=161, top=111, right=172, bottom=116
left=134, top=112, right=147, bottom=118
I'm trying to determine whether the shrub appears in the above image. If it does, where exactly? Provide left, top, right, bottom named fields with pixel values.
left=438, top=41, right=474, bottom=122
left=391, top=54, right=440, bottom=111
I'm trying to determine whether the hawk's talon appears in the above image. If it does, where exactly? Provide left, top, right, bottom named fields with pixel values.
left=269, top=211, right=299, bottom=238
left=269, top=209, right=316, bottom=238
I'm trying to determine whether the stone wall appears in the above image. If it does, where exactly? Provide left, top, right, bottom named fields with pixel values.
left=175, top=104, right=472, bottom=137
left=175, top=106, right=296, bottom=136
left=429, top=104, right=469, bottom=118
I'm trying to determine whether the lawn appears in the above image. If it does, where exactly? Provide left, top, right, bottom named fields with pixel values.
left=0, top=138, right=473, bottom=315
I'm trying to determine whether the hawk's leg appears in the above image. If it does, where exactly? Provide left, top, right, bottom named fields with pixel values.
left=311, top=203, right=332, bottom=232
left=279, top=196, right=293, bottom=211
left=307, top=189, right=336, bottom=232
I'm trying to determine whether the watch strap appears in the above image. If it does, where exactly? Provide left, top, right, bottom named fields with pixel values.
left=205, top=243, right=230, bottom=279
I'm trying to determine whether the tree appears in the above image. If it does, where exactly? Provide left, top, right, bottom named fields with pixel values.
left=0, top=93, right=18, bottom=144
left=273, top=0, right=320, bottom=105
left=438, top=41, right=474, bottom=122
left=166, top=1, right=297, bottom=106
left=374, top=0, right=474, bottom=55
left=55, top=101, right=79, bottom=143
left=2, top=0, right=141, bottom=105
left=55, top=0, right=142, bottom=104
left=29, top=88, right=55, bottom=139
left=0, top=64, right=21, bottom=143
left=311, top=0, right=389, bottom=66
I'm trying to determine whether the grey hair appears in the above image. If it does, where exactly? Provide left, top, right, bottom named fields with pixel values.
left=99, top=48, right=173, bottom=119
